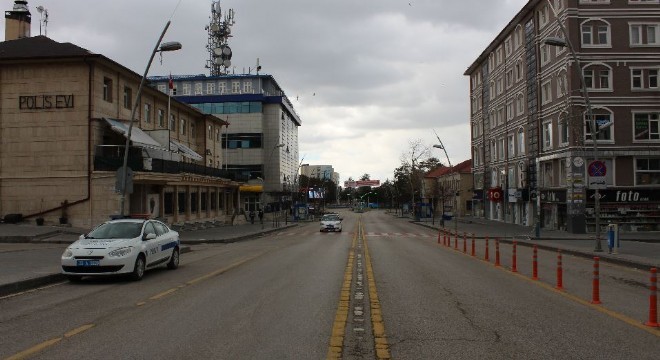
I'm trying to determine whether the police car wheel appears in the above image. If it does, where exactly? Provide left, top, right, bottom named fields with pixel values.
left=130, top=255, right=146, bottom=281
left=167, top=248, right=180, bottom=270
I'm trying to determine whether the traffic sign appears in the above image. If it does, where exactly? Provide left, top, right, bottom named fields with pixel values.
left=588, top=161, right=607, bottom=190
left=588, top=160, right=606, bottom=177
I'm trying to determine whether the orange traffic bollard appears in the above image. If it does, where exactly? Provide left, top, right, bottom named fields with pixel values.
left=454, top=231, right=458, bottom=250
left=471, top=234, right=476, bottom=257
left=511, top=241, right=518, bottom=273
left=556, top=250, right=564, bottom=291
left=485, top=236, right=490, bottom=262
left=495, top=238, right=500, bottom=267
left=532, top=245, right=539, bottom=280
left=437, top=228, right=442, bottom=244
left=591, top=257, right=602, bottom=304
left=645, top=267, right=658, bottom=327
left=463, top=232, right=467, bottom=253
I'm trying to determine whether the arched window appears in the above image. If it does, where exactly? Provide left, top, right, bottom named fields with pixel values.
left=580, top=18, right=611, bottom=48
left=583, top=62, right=613, bottom=91
left=585, top=107, right=614, bottom=142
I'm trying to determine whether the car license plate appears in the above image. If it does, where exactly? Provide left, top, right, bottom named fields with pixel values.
left=327, top=225, right=334, bottom=229
left=77, top=260, right=100, bottom=266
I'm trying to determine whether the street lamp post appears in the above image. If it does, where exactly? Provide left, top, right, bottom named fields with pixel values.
left=544, top=3, right=603, bottom=252
left=434, top=137, right=454, bottom=235
left=119, top=20, right=181, bottom=217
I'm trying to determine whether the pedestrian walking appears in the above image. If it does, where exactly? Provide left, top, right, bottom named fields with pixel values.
left=249, top=210, right=255, bottom=224
left=258, top=209, right=264, bottom=224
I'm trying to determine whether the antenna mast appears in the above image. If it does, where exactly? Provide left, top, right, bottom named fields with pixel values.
left=205, top=1, right=235, bottom=76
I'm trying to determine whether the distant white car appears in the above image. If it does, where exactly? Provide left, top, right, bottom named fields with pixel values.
left=61, top=219, right=180, bottom=281
left=320, top=214, right=342, bottom=232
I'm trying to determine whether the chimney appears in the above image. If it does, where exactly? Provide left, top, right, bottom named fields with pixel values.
left=5, top=0, right=32, bottom=41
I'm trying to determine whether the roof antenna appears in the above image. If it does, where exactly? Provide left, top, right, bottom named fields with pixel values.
left=36, top=6, right=48, bottom=36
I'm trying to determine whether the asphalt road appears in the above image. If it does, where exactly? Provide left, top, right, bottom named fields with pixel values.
left=1, top=210, right=658, bottom=359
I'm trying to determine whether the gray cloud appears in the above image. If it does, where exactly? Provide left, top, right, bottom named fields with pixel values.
left=1, top=0, right=529, bottom=182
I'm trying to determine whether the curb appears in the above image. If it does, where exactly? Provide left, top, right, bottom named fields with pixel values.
left=180, top=223, right=298, bottom=244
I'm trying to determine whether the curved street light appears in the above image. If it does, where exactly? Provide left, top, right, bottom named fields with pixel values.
left=119, top=20, right=181, bottom=216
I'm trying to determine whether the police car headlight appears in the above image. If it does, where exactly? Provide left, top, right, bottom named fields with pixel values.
left=62, top=249, right=73, bottom=258
left=108, top=247, right=132, bottom=258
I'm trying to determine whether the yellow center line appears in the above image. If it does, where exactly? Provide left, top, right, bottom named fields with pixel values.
left=363, top=221, right=392, bottom=360
left=6, top=323, right=94, bottom=360
left=327, top=221, right=358, bottom=359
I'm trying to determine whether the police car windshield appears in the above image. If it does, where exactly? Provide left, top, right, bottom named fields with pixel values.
left=87, top=222, right=144, bottom=239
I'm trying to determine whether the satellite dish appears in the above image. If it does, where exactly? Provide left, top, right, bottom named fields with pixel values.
left=214, top=48, right=223, bottom=56
left=211, top=24, right=219, bottom=32
left=214, top=58, right=223, bottom=65
left=215, top=2, right=221, bottom=13
left=223, top=59, right=231, bottom=67
left=222, top=46, right=232, bottom=56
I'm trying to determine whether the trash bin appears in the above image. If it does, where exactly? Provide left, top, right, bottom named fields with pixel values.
left=607, top=224, right=620, bottom=254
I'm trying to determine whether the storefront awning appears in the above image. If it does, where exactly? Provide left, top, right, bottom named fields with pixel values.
left=104, top=118, right=167, bottom=151
left=170, top=139, right=203, bottom=161
left=239, top=185, right=263, bottom=192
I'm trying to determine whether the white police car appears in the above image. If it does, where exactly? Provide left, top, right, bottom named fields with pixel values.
left=61, top=218, right=180, bottom=281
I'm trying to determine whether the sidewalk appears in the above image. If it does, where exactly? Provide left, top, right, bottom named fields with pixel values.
left=0, top=220, right=298, bottom=297
left=403, top=214, right=660, bottom=269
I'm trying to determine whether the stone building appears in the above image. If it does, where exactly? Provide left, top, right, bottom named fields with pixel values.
left=1, top=17, right=243, bottom=227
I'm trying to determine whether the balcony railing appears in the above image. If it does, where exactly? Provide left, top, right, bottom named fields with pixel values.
left=94, top=148, right=249, bottom=182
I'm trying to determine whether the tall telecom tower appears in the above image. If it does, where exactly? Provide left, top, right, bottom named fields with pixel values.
left=205, top=1, right=235, bottom=76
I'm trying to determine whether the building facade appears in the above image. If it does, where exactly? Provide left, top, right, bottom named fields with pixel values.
left=148, top=74, right=301, bottom=213
left=0, top=32, right=244, bottom=228
left=423, top=160, right=474, bottom=220
left=465, top=0, right=660, bottom=233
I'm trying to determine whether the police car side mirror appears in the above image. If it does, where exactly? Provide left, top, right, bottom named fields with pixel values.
left=143, top=233, right=157, bottom=241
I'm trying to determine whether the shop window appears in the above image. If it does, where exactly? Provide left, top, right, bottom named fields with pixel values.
left=635, top=158, right=660, bottom=185
left=178, top=192, right=186, bottom=214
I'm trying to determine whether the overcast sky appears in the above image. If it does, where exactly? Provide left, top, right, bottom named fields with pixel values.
left=2, top=0, right=529, bottom=183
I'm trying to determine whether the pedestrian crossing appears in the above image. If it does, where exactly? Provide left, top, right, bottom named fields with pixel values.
left=273, top=231, right=434, bottom=238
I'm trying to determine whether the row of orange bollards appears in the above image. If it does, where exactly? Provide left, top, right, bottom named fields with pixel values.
left=435, top=227, right=658, bottom=328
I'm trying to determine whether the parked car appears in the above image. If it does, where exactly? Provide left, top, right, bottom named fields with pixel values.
left=61, top=218, right=180, bottom=281
left=320, top=214, right=343, bottom=232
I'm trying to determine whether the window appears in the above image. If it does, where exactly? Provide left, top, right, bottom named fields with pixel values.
left=539, top=6, right=549, bottom=28
left=517, top=162, right=526, bottom=188
left=559, top=113, right=569, bottom=146
left=581, top=21, right=611, bottom=47
left=216, top=128, right=221, bottom=141
left=158, top=109, right=165, bottom=127
left=557, top=71, right=567, bottom=97
left=170, top=114, right=176, bottom=131
left=542, top=162, right=553, bottom=187
left=123, top=87, right=132, bottom=109
left=491, top=168, right=499, bottom=186
left=543, top=121, right=553, bottom=150
left=183, top=83, right=191, bottom=95
left=635, top=158, right=660, bottom=185
left=507, top=102, right=514, bottom=120
left=553, top=0, right=564, bottom=10
left=515, top=60, right=523, bottom=81
left=489, top=81, right=495, bottom=100
left=505, top=37, right=512, bottom=56
left=514, top=25, right=523, bottom=49
left=498, top=107, right=505, bottom=126
left=498, top=138, right=505, bottom=160
left=540, top=44, right=550, bottom=66
left=630, top=23, right=660, bottom=46
left=195, top=83, right=203, bottom=95
left=243, top=81, right=252, bottom=93
left=631, top=68, right=659, bottom=89
left=634, top=112, right=660, bottom=141
left=559, top=159, right=567, bottom=186
left=516, top=93, right=525, bottom=115
left=180, top=118, right=186, bottom=135
left=496, top=46, right=503, bottom=65
left=585, top=112, right=613, bottom=141
left=103, top=77, right=113, bottom=102
left=190, top=120, right=195, bottom=138
left=207, top=82, right=216, bottom=94
left=517, top=128, right=526, bottom=154
left=584, top=66, right=611, bottom=91
left=488, top=53, right=495, bottom=70
left=219, top=82, right=227, bottom=94
left=496, top=77, right=503, bottom=95
left=506, top=69, right=513, bottom=88
left=144, top=103, right=152, bottom=124
left=541, top=80, right=552, bottom=104
left=490, top=140, right=496, bottom=163
left=232, top=81, right=240, bottom=93
left=508, top=134, right=515, bottom=158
